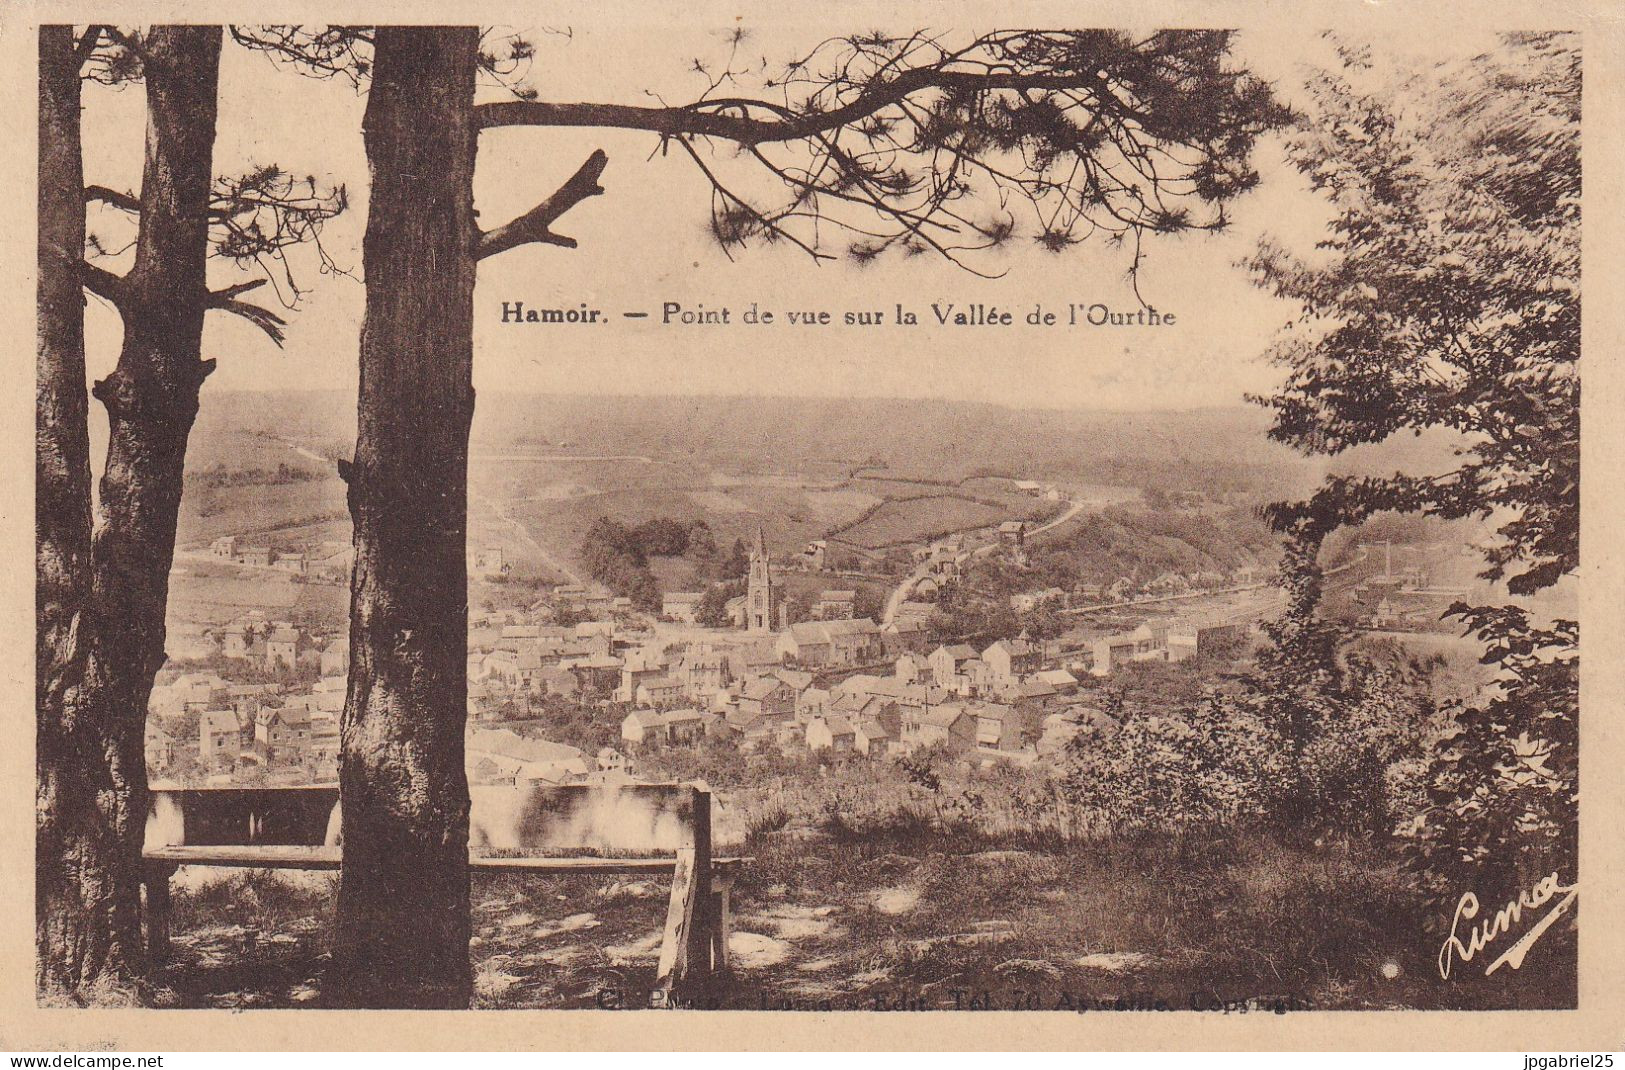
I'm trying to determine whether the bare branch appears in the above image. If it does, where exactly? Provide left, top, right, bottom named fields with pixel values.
left=86, top=166, right=350, bottom=309
left=209, top=277, right=269, bottom=301
left=207, top=282, right=287, bottom=346
left=97, top=27, right=145, bottom=58
left=85, top=184, right=141, bottom=213
left=81, top=26, right=146, bottom=85
left=79, top=261, right=126, bottom=305
left=229, top=26, right=374, bottom=87
left=229, top=27, right=1288, bottom=278
left=478, top=71, right=1121, bottom=143
left=477, top=149, right=608, bottom=258
left=73, top=26, right=105, bottom=64
left=210, top=164, right=350, bottom=306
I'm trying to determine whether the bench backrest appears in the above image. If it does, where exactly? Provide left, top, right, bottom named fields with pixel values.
left=144, top=782, right=709, bottom=855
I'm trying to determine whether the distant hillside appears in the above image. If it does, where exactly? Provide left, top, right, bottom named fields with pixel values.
left=170, top=389, right=1497, bottom=621
left=471, top=394, right=1303, bottom=498
left=188, top=390, right=1460, bottom=503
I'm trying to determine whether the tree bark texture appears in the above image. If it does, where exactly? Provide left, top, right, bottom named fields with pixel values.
left=36, top=24, right=103, bottom=998
left=36, top=25, right=222, bottom=1000
left=330, top=26, right=479, bottom=1010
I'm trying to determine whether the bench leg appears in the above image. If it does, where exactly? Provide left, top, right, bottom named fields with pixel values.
left=712, top=874, right=734, bottom=975
left=655, top=847, right=697, bottom=996
left=143, top=863, right=178, bottom=966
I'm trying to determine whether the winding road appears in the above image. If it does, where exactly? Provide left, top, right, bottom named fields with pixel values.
left=882, top=509, right=1373, bottom=626
left=472, top=490, right=585, bottom=586
left=275, top=434, right=589, bottom=587
left=881, top=495, right=1086, bottom=624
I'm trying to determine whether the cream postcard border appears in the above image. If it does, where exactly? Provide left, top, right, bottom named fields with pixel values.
left=0, top=0, right=1619, bottom=1052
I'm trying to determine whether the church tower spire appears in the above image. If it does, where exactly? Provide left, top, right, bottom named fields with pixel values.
left=746, top=524, right=777, bottom=632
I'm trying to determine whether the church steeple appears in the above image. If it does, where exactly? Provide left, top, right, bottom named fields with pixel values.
left=746, top=524, right=777, bottom=632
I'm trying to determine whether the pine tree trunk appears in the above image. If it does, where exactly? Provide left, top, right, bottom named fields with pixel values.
left=329, top=26, right=479, bottom=1009
left=36, top=26, right=222, bottom=1001
left=36, top=24, right=104, bottom=999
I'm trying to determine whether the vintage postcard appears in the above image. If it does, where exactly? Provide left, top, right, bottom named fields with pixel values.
left=2, top=0, right=1622, bottom=1053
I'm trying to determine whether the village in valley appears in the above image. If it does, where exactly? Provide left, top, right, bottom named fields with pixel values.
left=142, top=387, right=1495, bottom=825
left=146, top=479, right=1280, bottom=794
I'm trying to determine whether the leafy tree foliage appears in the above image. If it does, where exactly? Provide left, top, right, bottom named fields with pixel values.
left=695, top=580, right=744, bottom=628
left=578, top=515, right=731, bottom=610
left=1408, top=607, right=1577, bottom=908
left=630, top=516, right=692, bottom=557
left=1245, top=34, right=1580, bottom=917
left=1247, top=33, right=1577, bottom=595
left=722, top=537, right=750, bottom=578
left=1060, top=696, right=1284, bottom=836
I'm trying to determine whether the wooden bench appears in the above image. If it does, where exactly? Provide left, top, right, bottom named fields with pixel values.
left=142, top=782, right=742, bottom=995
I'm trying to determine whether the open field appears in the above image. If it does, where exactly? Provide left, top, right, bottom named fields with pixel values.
left=165, top=561, right=348, bottom=632
left=838, top=497, right=1008, bottom=549
left=480, top=469, right=1045, bottom=581
left=177, top=480, right=347, bottom=548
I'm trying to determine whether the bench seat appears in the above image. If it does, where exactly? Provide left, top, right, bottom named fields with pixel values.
left=141, top=782, right=741, bottom=996
left=145, top=844, right=747, bottom=876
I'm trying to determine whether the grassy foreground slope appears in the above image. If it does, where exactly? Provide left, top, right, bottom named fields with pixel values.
left=153, top=815, right=1573, bottom=1012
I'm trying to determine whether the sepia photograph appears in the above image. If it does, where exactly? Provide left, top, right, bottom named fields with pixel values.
left=14, top=1, right=1612, bottom=1052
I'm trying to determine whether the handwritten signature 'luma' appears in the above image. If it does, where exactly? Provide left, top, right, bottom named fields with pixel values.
left=1437, top=872, right=1578, bottom=980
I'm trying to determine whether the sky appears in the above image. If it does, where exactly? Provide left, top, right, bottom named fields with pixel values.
left=74, top=21, right=1503, bottom=413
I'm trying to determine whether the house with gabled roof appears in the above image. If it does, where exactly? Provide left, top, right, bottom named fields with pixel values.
left=634, top=675, right=685, bottom=709
left=776, top=622, right=831, bottom=666
left=854, top=715, right=899, bottom=756
left=822, top=617, right=884, bottom=664
left=774, top=667, right=814, bottom=691
left=482, top=649, right=520, bottom=685
left=812, top=590, right=857, bottom=620
left=662, top=708, right=718, bottom=746
left=896, top=600, right=936, bottom=622
left=736, top=675, right=797, bottom=725
left=983, top=638, right=1043, bottom=683
left=970, top=702, right=1033, bottom=754
left=776, top=618, right=883, bottom=667
left=617, top=657, right=668, bottom=704
left=830, top=673, right=886, bottom=703
left=253, top=703, right=312, bottom=761
left=806, top=713, right=857, bottom=753
left=497, top=624, right=541, bottom=652
left=465, top=728, right=586, bottom=784
left=1035, top=668, right=1079, bottom=694
left=928, top=644, right=980, bottom=690
left=265, top=626, right=303, bottom=670
left=144, top=719, right=178, bottom=772
left=199, top=707, right=243, bottom=768
left=173, top=672, right=230, bottom=705
left=1092, top=624, right=1168, bottom=677
left=882, top=616, right=931, bottom=655
left=902, top=701, right=974, bottom=752
left=895, top=652, right=929, bottom=685
left=620, top=707, right=721, bottom=748
left=796, top=687, right=831, bottom=724
left=662, top=591, right=704, bottom=622
left=621, top=709, right=666, bottom=746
